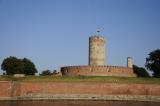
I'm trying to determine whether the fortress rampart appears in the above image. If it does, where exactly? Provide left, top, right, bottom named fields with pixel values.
left=1, top=81, right=160, bottom=101
left=61, top=66, right=136, bottom=77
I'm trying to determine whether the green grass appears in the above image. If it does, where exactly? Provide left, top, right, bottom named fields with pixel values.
left=0, top=75, right=160, bottom=84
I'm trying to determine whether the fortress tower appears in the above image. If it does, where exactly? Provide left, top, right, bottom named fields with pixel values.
left=89, top=32, right=106, bottom=66
left=61, top=30, right=136, bottom=77
left=127, top=57, right=133, bottom=68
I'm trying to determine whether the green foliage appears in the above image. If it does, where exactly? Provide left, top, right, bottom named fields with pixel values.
left=133, top=65, right=150, bottom=77
left=40, top=70, right=51, bottom=76
left=145, top=49, right=160, bottom=78
left=1, top=56, right=37, bottom=75
left=1, top=56, right=24, bottom=75
left=23, top=58, right=37, bottom=75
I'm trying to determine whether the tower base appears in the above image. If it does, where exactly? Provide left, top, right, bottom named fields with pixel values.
left=61, top=65, right=136, bottom=77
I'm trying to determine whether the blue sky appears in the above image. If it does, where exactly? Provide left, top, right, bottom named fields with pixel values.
left=0, top=0, right=160, bottom=74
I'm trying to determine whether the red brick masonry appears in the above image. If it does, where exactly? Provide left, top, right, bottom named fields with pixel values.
left=61, top=66, right=136, bottom=77
left=0, top=81, right=160, bottom=98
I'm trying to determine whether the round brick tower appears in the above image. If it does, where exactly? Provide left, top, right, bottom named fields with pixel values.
left=89, top=35, right=106, bottom=66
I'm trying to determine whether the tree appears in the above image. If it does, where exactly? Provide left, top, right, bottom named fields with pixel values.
left=1, top=56, right=37, bottom=75
left=22, top=58, right=37, bottom=75
left=40, top=70, right=51, bottom=76
left=145, top=49, right=160, bottom=77
left=133, top=65, right=150, bottom=77
left=1, top=56, right=24, bottom=75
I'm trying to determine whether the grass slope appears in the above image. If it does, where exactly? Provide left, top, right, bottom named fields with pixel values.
left=0, top=75, right=160, bottom=84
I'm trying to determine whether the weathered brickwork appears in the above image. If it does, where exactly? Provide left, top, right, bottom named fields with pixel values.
left=0, top=81, right=10, bottom=97
left=61, top=66, right=136, bottom=77
left=0, top=81, right=160, bottom=98
left=0, top=81, right=21, bottom=97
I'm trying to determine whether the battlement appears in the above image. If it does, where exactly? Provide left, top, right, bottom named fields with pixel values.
left=61, top=65, right=136, bottom=77
left=89, top=36, right=105, bottom=41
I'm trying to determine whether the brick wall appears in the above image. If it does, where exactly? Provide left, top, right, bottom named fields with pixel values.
left=0, top=81, right=21, bottom=97
left=0, top=81, right=160, bottom=97
left=61, top=66, right=136, bottom=77
left=0, top=81, right=10, bottom=97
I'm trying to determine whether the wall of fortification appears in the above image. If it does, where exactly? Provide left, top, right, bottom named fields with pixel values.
left=61, top=66, right=136, bottom=77
left=0, top=81, right=21, bottom=97
left=0, top=81, right=10, bottom=97
left=0, top=81, right=160, bottom=98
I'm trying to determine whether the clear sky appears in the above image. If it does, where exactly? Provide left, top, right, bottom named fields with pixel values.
left=0, top=0, right=160, bottom=74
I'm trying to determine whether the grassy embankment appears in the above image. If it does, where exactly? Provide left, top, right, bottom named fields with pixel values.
left=0, top=75, right=160, bottom=84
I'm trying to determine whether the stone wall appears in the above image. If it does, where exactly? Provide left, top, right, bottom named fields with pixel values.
left=61, top=66, right=136, bottom=77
